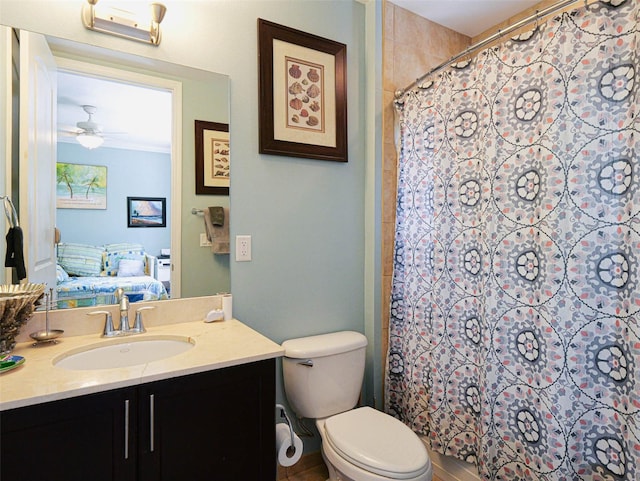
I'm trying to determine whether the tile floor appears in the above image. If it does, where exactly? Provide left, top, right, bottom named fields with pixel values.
left=281, top=459, right=443, bottom=481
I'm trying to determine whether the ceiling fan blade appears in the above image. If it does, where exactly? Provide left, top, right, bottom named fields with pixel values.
left=58, top=129, right=81, bottom=137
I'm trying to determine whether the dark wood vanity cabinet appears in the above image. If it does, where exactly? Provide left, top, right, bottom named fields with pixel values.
left=1, top=359, right=276, bottom=481
left=1, top=386, right=137, bottom=481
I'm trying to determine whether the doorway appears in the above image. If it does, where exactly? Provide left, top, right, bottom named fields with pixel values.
left=53, top=54, right=183, bottom=298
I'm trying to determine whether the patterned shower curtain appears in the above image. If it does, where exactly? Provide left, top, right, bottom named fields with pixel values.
left=386, top=1, right=638, bottom=480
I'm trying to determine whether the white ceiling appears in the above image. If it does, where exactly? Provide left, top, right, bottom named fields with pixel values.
left=392, top=0, right=543, bottom=37
left=57, top=70, right=172, bottom=153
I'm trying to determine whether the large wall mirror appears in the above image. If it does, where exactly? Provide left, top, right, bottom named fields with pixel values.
left=2, top=26, right=231, bottom=309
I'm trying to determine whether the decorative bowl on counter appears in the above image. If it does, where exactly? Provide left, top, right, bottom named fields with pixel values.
left=0, top=283, right=46, bottom=354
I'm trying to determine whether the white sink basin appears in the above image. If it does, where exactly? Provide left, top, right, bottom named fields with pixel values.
left=53, top=336, right=195, bottom=370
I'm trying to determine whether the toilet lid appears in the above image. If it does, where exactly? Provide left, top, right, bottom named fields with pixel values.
left=324, top=407, right=429, bottom=479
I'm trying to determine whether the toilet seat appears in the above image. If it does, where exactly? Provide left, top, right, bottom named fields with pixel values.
left=323, top=407, right=430, bottom=480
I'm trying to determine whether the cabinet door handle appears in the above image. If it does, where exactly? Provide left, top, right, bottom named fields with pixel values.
left=124, top=399, right=130, bottom=460
left=150, top=394, right=155, bottom=452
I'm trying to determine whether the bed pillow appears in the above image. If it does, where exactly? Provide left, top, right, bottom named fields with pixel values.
left=117, top=258, right=145, bottom=277
left=57, top=243, right=105, bottom=277
left=56, top=264, right=70, bottom=283
left=102, top=243, right=145, bottom=276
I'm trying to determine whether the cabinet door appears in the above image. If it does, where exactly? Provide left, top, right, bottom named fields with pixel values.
left=0, top=387, right=138, bottom=481
left=138, top=359, right=276, bottom=481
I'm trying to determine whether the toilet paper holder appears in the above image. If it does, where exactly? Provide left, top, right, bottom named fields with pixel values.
left=275, top=403, right=296, bottom=453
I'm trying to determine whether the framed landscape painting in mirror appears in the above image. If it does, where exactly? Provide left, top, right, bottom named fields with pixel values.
left=127, top=196, right=166, bottom=228
left=56, top=162, right=107, bottom=209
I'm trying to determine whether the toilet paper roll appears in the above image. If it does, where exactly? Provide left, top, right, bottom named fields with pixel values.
left=275, top=423, right=303, bottom=467
left=222, top=294, right=232, bottom=321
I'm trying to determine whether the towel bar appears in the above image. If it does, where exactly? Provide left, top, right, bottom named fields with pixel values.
left=191, top=208, right=203, bottom=215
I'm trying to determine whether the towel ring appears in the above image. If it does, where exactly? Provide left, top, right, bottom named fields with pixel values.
left=2, top=196, right=19, bottom=228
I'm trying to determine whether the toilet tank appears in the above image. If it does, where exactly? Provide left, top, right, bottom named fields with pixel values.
left=282, top=331, right=367, bottom=419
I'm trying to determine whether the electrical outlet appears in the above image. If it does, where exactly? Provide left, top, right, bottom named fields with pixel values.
left=236, top=235, right=252, bottom=261
left=200, top=233, right=212, bottom=247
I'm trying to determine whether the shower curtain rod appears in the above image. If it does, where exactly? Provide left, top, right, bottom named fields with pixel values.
left=394, top=0, right=581, bottom=101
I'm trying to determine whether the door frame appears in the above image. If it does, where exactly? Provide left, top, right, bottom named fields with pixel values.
left=53, top=56, right=182, bottom=298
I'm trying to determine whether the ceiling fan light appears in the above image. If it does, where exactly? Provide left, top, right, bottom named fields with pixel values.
left=77, top=133, right=104, bottom=149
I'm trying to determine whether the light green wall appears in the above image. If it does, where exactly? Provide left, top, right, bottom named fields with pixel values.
left=179, top=73, right=231, bottom=298
left=0, top=0, right=379, bottom=456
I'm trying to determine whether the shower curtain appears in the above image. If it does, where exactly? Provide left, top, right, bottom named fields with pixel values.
left=386, top=1, right=638, bottom=480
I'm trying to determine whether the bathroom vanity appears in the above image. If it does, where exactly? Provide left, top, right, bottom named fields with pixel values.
left=0, top=297, right=284, bottom=481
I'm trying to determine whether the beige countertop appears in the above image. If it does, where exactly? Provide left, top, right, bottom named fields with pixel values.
left=0, top=297, right=284, bottom=411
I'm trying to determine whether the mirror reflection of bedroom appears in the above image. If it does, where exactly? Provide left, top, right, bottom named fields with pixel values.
left=54, top=69, right=172, bottom=309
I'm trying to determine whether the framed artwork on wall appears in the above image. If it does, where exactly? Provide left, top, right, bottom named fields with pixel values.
left=56, top=163, right=107, bottom=209
left=127, top=196, right=166, bottom=228
left=195, top=120, right=230, bottom=195
left=258, top=19, right=348, bottom=162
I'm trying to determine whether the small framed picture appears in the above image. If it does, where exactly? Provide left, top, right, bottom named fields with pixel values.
left=127, top=196, right=166, bottom=228
left=195, top=120, right=230, bottom=195
left=258, top=19, right=348, bottom=162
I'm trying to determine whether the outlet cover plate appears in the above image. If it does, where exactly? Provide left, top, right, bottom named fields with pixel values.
left=236, top=235, right=252, bottom=261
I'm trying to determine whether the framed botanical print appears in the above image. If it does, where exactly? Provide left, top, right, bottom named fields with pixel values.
left=195, top=120, right=230, bottom=195
left=258, top=19, right=347, bottom=162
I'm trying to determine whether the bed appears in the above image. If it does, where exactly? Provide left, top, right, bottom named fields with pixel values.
left=55, top=242, right=169, bottom=309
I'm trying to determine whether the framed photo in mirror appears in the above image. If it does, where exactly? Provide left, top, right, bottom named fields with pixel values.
left=127, top=196, right=166, bottom=228
left=195, top=120, right=230, bottom=195
left=258, top=19, right=347, bottom=162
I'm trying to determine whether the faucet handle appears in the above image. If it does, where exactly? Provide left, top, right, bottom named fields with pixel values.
left=88, top=310, right=117, bottom=337
left=133, top=306, right=155, bottom=333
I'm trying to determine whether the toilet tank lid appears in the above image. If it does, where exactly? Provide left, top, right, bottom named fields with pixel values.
left=282, top=331, right=367, bottom=359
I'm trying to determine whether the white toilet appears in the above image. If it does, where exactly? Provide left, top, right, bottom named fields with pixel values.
left=282, top=331, right=433, bottom=481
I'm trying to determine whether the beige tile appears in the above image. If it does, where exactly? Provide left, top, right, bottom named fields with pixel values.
left=383, top=91, right=397, bottom=147
left=383, top=140, right=397, bottom=174
left=381, top=221, right=396, bottom=278
left=393, top=5, right=437, bottom=50
left=382, top=174, right=397, bottom=225
left=383, top=38, right=395, bottom=94
left=384, top=1, right=395, bottom=41
left=278, top=452, right=328, bottom=481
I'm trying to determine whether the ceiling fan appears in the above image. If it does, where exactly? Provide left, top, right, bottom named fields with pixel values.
left=58, top=105, right=124, bottom=150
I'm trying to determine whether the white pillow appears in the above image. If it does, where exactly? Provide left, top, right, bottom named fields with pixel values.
left=117, top=259, right=145, bottom=277
left=56, top=264, right=70, bottom=282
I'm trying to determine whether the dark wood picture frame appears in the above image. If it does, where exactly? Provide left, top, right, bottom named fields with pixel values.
left=195, top=120, right=230, bottom=195
left=258, top=19, right=347, bottom=162
left=127, top=196, right=166, bottom=228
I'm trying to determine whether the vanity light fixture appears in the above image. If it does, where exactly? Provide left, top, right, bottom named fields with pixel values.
left=76, top=132, right=104, bottom=150
left=82, top=0, right=167, bottom=46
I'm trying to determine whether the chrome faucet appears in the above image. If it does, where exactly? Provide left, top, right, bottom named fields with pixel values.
left=88, top=290, right=156, bottom=337
left=115, top=288, right=131, bottom=333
